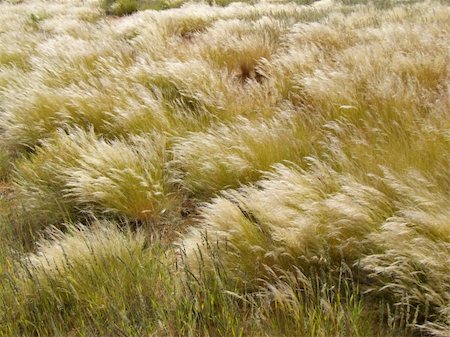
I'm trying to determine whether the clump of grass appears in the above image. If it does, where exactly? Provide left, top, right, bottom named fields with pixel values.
left=65, top=133, right=179, bottom=221
left=182, top=161, right=450, bottom=332
left=172, top=111, right=319, bottom=197
left=198, top=17, right=285, bottom=80
left=158, top=11, right=215, bottom=38
left=101, top=0, right=138, bottom=16
left=1, top=72, right=132, bottom=150
left=11, top=130, right=89, bottom=234
left=12, top=129, right=180, bottom=231
left=0, top=34, right=34, bottom=70
left=128, top=58, right=278, bottom=131
left=360, top=170, right=450, bottom=335
left=130, top=59, right=227, bottom=124
left=256, top=266, right=399, bottom=337
left=0, top=222, right=172, bottom=336
left=182, top=161, right=392, bottom=280
left=0, top=221, right=393, bottom=337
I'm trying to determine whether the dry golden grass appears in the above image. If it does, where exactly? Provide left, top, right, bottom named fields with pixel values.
left=0, top=0, right=448, bottom=335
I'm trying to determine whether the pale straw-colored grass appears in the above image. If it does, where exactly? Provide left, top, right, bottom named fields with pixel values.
left=0, top=0, right=448, bottom=335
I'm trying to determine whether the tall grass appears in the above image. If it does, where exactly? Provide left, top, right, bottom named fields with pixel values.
left=172, top=111, right=318, bottom=197
left=0, top=221, right=394, bottom=337
left=12, top=129, right=180, bottom=235
left=184, top=161, right=450, bottom=332
left=0, top=0, right=448, bottom=335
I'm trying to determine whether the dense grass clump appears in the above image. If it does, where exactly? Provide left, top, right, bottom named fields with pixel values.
left=172, top=112, right=318, bottom=197
left=0, top=223, right=171, bottom=336
left=184, top=162, right=450, bottom=331
left=0, top=0, right=448, bottom=335
left=0, top=221, right=396, bottom=337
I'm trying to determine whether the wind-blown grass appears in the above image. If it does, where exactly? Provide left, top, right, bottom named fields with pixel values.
left=172, top=111, right=318, bottom=197
left=12, top=129, right=179, bottom=231
left=0, top=0, right=448, bottom=335
left=183, top=161, right=450, bottom=333
left=0, top=221, right=394, bottom=337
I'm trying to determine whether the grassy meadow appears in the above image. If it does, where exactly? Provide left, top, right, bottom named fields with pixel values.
left=0, top=0, right=449, bottom=335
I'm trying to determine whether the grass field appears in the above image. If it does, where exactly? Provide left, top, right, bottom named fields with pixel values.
left=0, top=0, right=449, bottom=336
